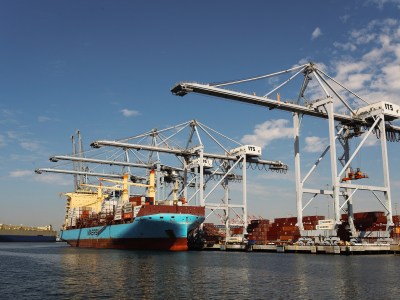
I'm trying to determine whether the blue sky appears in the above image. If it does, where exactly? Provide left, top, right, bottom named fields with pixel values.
left=1, top=0, right=400, bottom=228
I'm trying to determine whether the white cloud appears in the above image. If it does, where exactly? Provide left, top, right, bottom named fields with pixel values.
left=9, top=170, right=32, bottom=177
left=20, top=141, right=41, bottom=151
left=38, top=116, right=51, bottom=122
left=311, top=27, right=322, bottom=40
left=121, top=109, right=140, bottom=117
left=381, top=64, right=400, bottom=91
left=0, top=134, right=5, bottom=147
left=368, top=0, right=400, bottom=9
left=4, top=132, right=44, bottom=153
left=304, top=136, right=328, bottom=153
left=6, top=131, right=20, bottom=139
left=329, top=18, right=400, bottom=107
left=241, top=119, right=293, bottom=148
left=9, top=170, right=71, bottom=186
left=333, top=41, right=357, bottom=52
left=335, top=61, right=369, bottom=82
left=33, top=173, right=71, bottom=186
left=1, top=109, right=15, bottom=117
left=340, top=14, right=350, bottom=23
left=362, top=47, right=384, bottom=62
left=363, top=133, right=379, bottom=147
left=346, top=73, right=373, bottom=90
left=350, top=29, right=376, bottom=45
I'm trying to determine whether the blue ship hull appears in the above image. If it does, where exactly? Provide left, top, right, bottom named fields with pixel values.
left=61, top=212, right=205, bottom=250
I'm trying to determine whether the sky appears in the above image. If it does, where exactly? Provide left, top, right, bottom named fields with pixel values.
left=1, top=0, right=400, bottom=228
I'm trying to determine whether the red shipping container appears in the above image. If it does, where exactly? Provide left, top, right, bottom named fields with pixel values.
left=282, top=226, right=298, bottom=231
left=304, top=225, right=315, bottom=230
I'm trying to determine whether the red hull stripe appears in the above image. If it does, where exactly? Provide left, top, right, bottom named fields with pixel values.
left=67, top=237, right=188, bottom=251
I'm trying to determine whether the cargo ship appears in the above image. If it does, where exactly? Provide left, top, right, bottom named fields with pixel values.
left=60, top=170, right=205, bottom=251
left=0, top=224, right=57, bottom=242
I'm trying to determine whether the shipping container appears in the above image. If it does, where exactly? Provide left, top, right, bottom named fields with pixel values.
left=123, top=212, right=133, bottom=219
left=318, top=219, right=335, bottom=225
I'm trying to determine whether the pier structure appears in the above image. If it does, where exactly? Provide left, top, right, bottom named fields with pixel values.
left=205, top=242, right=400, bottom=255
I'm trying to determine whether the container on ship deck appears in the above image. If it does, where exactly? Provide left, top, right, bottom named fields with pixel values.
left=302, top=215, right=324, bottom=221
left=124, top=205, right=133, bottom=213
left=304, top=225, right=315, bottom=230
left=274, top=217, right=297, bottom=224
left=124, top=202, right=133, bottom=208
left=230, top=228, right=243, bottom=235
left=123, top=212, right=133, bottom=219
left=114, top=213, right=122, bottom=221
left=376, top=216, right=387, bottom=223
left=354, top=211, right=384, bottom=220
left=129, top=196, right=144, bottom=206
left=133, top=206, right=141, bottom=217
left=282, top=226, right=298, bottom=231
left=251, top=219, right=269, bottom=225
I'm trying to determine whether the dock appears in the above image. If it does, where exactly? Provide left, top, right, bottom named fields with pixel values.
left=201, top=243, right=400, bottom=255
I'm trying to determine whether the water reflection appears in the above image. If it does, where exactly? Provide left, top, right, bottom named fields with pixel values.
left=1, top=243, right=400, bottom=299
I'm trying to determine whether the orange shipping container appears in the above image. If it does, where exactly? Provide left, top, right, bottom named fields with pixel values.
left=280, top=235, right=295, bottom=241
left=282, top=226, right=298, bottom=231
left=123, top=213, right=133, bottom=219
left=304, top=225, right=315, bottom=230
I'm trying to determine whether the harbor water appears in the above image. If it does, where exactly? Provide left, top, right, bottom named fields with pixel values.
left=0, top=243, right=399, bottom=299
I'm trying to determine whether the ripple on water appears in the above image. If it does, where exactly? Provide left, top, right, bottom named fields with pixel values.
left=1, top=244, right=400, bottom=300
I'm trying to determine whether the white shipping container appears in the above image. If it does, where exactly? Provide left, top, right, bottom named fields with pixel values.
left=133, top=206, right=142, bottom=217
left=316, top=224, right=334, bottom=230
left=124, top=202, right=133, bottom=209
left=158, top=200, right=173, bottom=206
left=318, top=219, right=335, bottom=225
left=101, top=203, right=114, bottom=212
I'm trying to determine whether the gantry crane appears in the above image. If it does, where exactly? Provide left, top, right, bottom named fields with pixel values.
left=171, top=63, right=400, bottom=241
left=36, top=120, right=288, bottom=242
left=89, top=120, right=288, bottom=240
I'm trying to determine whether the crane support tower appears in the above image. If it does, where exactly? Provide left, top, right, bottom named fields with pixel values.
left=171, top=62, right=400, bottom=242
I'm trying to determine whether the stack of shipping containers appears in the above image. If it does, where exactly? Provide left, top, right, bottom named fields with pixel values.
left=247, top=220, right=269, bottom=244
left=203, top=223, right=225, bottom=245
left=247, top=216, right=325, bottom=244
